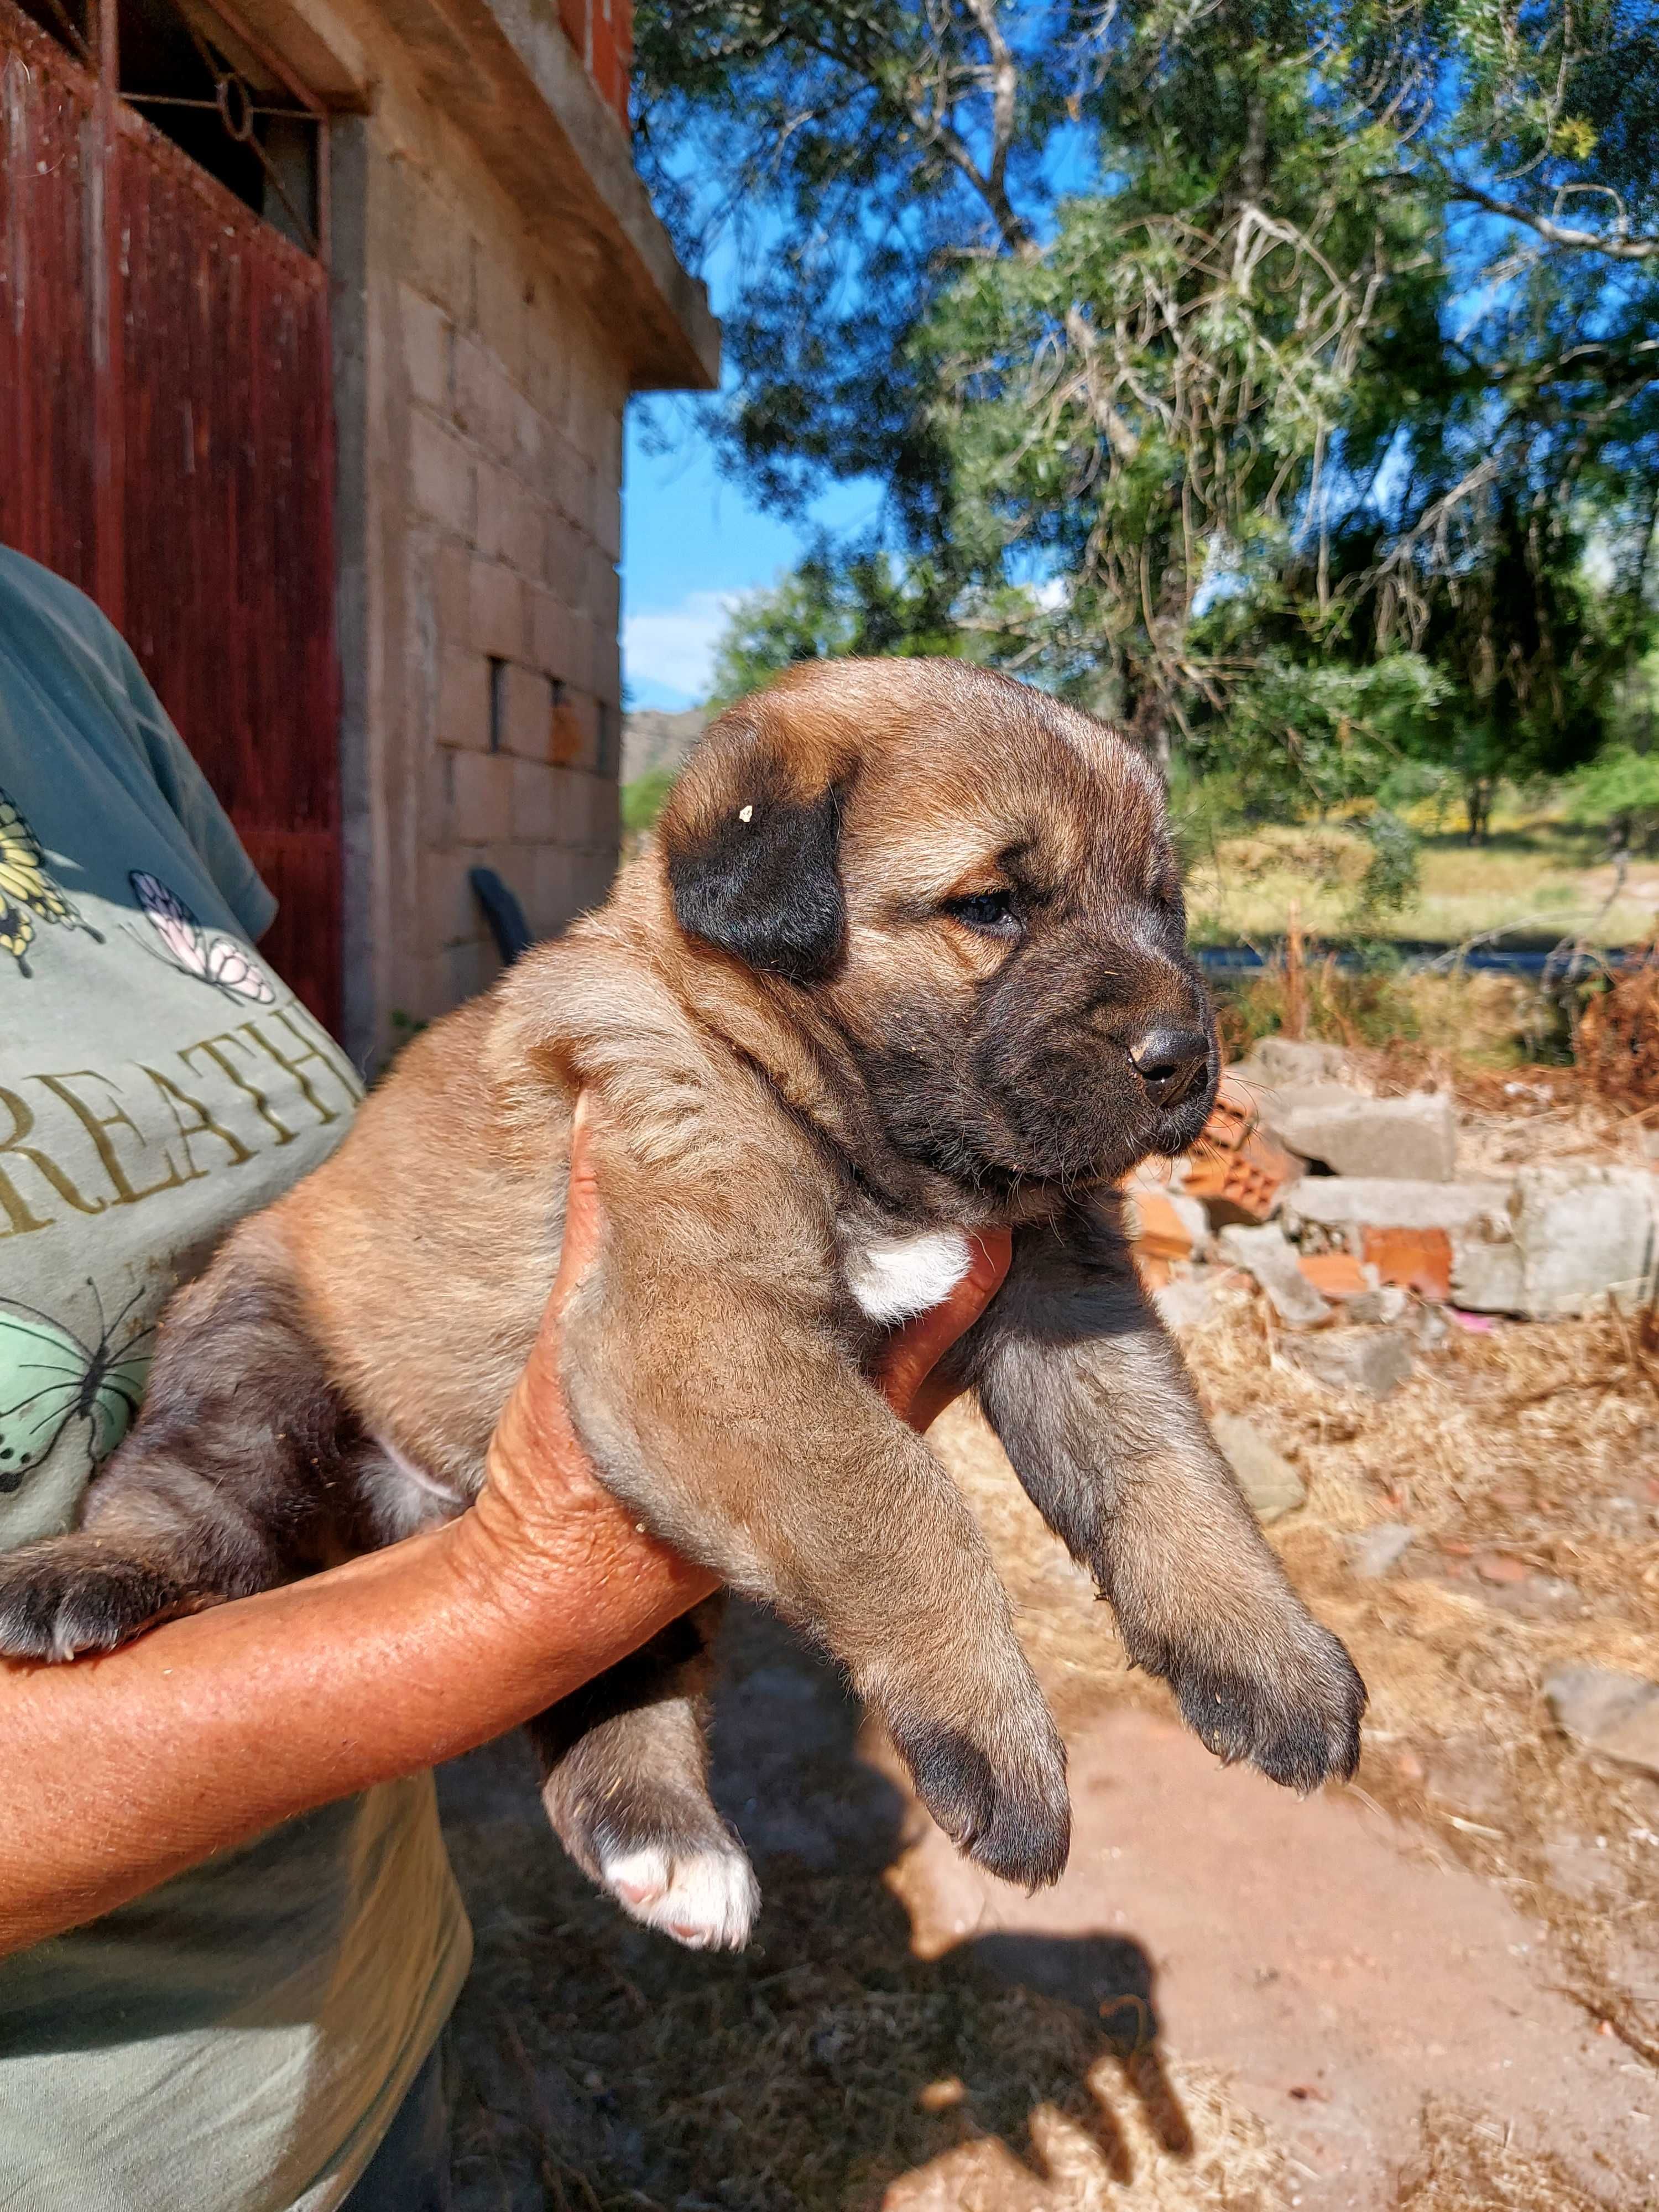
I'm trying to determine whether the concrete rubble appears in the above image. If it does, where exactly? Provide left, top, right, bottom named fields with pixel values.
left=1211, top=1413, right=1306, bottom=1522
left=1128, top=1048, right=1659, bottom=1328
left=1546, top=1667, right=1659, bottom=1781
left=1285, top=1326, right=1415, bottom=1400
left=1215, top=1223, right=1332, bottom=1326
left=1258, top=1083, right=1459, bottom=1182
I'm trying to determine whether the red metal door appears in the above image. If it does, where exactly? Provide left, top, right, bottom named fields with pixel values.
left=0, top=0, right=340, bottom=1031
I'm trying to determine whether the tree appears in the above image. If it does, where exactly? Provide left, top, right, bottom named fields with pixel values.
left=639, top=1, right=1659, bottom=816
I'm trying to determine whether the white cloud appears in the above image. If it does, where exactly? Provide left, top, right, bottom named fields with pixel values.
left=623, top=588, right=739, bottom=706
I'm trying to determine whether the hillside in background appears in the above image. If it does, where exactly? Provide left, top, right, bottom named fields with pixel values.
left=622, top=706, right=706, bottom=785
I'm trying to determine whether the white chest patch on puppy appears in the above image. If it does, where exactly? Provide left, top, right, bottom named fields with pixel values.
left=844, top=1227, right=974, bottom=1326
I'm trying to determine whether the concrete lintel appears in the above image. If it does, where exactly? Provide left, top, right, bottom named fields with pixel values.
left=223, top=0, right=718, bottom=390
left=444, top=0, right=718, bottom=392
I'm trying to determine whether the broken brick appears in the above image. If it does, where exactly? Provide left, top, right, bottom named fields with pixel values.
left=1298, top=1251, right=1371, bottom=1299
left=1362, top=1225, right=1453, bottom=1302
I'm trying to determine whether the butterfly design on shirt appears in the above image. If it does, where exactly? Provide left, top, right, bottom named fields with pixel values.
left=0, top=784, right=105, bottom=977
left=128, top=870, right=275, bottom=1004
left=0, top=1284, right=155, bottom=1493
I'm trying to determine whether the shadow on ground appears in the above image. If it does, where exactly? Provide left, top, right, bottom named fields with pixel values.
left=437, top=1601, right=1190, bottom=2211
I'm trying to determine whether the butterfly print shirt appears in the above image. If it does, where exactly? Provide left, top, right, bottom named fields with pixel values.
left=0, top=547, right=470, bottom=2212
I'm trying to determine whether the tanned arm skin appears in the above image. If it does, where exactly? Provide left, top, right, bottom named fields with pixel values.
left=0, top=1103, right=1009, bottom=1958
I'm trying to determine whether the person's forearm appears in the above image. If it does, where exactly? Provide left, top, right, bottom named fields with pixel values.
left=0, top=1507, right=713, bottom=1958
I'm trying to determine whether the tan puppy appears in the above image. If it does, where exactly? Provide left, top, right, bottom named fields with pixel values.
left=0, top=660, right=1364, bottom=1949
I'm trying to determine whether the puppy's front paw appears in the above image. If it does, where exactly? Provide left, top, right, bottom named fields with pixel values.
left=890, top=1695, right=1071, bottom=1890
left=1154, top=1605, right=1366, bottom=1792
left=0, top=1537, right=193, bottom=1661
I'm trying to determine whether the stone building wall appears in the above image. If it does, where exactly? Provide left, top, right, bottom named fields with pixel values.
left=290, top=0, right=714, bottom=1066
left=394, top=153, right=628, bottom=1019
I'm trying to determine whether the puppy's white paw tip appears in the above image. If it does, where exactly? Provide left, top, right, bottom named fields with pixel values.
left=599, top=1839, right=759, bottom=1950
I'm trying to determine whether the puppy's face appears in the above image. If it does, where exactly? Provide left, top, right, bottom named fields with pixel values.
left=661, top=660, right=1217, bottom=1192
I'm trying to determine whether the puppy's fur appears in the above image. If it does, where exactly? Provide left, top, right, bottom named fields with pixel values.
left=0, top=660, right=1364, bottom=1949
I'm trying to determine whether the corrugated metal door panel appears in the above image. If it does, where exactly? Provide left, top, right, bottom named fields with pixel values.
left=0, top=0, right=341, bottom=1036
left=0, top=12, right=100, bottom=596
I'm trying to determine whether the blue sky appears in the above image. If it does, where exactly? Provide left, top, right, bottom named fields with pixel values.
left=620, top=398, right=881, bottom=711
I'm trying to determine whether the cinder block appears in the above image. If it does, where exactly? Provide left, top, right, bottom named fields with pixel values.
left=545, top=515, right=586, bottom=604
left=526, top=587, right=575, bottom=685
left=528, top=842, right=587, bottom=937
left=468, top=559, right=524, bottom=661
left=401, top=179, right=474, bottom=323
left=521, top=319, right=571, bottom=435
left=474, top=250, right=529, bottom=386
left=409, top=413, right=476, bottom=538
left=592, top=626, right=622, bottom=709
left=547, top=763, right=614, bottom=847
left=430, top=541, right=473, bottom=643
left=509, top=756, right=559, bottom=842
left=568, top=846, right=619, bottom=914
left=436, top=646, right=492, bottom=751
left=586, top=551, right=620, bottom=636
left=453, top=338, right=518, bottom=462
left=550, top=687, right=598, bottom=771
left=498, top=662, right=553, bottom=760
left=592, top=476, right=622, bottom=562
left=401, top=286, right=452, bottom=411
left=453, top=750, right=515, bottom=844
left=512, top=391, right=546, bottom=475
left=421, top=744, right=457, bottom=851
left=477, top=470, right=546, bottom=577
left=418, top=847, right=483, bottom=952
left=441, top=935, right=503, bottom=1010
left=562, top=618, right=597, bottom=696
left=583, top=770, right=620, bottom=850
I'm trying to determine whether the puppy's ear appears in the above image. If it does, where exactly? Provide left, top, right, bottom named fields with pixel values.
left=660, top=719, right=851, bottom=984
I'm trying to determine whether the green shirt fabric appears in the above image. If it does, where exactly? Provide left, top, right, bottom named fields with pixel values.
left=0, top=548, right=471, bottom=2210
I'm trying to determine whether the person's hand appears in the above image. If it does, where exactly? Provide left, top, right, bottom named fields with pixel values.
left=457, top=1095, right=1012, bottom=1620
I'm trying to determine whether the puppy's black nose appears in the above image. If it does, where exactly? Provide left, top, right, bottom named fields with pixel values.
left=1130, top=1026, right=1210, bottom=1108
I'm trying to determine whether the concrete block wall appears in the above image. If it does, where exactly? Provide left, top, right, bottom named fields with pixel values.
left=383, top=143, right=628, bottom=1030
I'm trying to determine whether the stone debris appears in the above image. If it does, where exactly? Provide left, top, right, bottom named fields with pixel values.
left=1152, top=1271, right=1219, bottom=1333
left=1284, top=1326, right=1415, bottom=1400
left=1216, top=1223, right=1332, bottom=1327
left=1240, top=1036, right=1349, bottom=1086
left=1260, top=1084, right=1458, bottom=1182
left=1210, top=1412, right=1306, bottom=1522
left=1122, top=1039, right=1659, bottom=1329
left=1453, top=1165, right=1659, bottom=1317
left=1350, top=1522, right=1415, bottom=1578
left=1281, top=1178, right=1511, bottom=1235
left=1545, top=1667, right=1659, bottom=1780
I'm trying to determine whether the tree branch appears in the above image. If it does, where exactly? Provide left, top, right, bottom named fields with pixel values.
left=1450, top=178, right=1659, bottom=263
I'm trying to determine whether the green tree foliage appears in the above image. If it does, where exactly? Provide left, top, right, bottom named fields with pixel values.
left=637, top=2, right=1659, bottom=826
left=707, top=545, right=969, bottom=706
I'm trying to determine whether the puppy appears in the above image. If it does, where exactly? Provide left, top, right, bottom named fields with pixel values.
left=0, top=659, right=1365, bottom=1950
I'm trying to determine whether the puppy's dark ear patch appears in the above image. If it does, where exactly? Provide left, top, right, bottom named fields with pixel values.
left=667, top=775, right=847, bottom=983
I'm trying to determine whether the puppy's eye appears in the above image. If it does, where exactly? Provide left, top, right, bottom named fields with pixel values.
left=942, top=889, right=1021, bottom=937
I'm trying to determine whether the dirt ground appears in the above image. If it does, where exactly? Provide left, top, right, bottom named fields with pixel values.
left=436, top=1079, right=1659, bottom=2212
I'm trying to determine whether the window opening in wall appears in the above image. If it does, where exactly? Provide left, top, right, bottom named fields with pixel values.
left=488, top=659, right=509, bottom=754
left=13, top=0, right=327, bottom=256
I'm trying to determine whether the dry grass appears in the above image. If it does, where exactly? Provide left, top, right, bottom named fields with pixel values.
left=1395, top=2106, right=1631, bottom=2212
left=1182, top=810, right=1659, bottom=950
